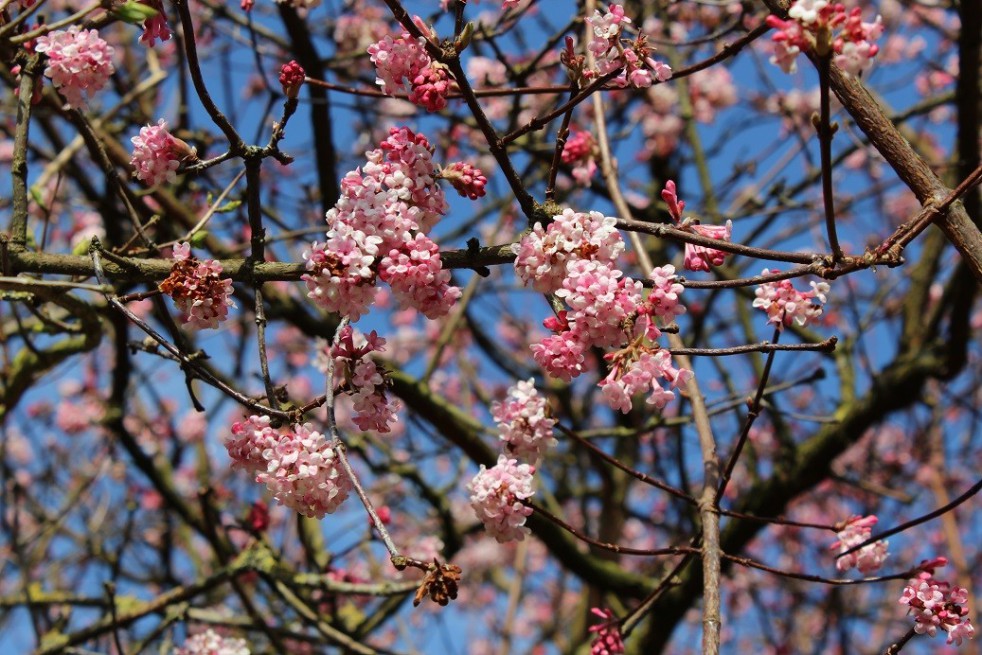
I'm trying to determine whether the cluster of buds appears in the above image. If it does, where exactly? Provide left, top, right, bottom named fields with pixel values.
left=766, top=0, right=884, bottom=75
left=279, top=60, right=306, bottom=99
left=588, top=607, right=625, bottom=654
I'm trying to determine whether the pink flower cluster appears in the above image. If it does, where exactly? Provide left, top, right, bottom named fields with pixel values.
left=303, top=127, right=461, bottom=321
left=158, top=243, right=235, bottom=330
left=588, top=607, right=625, bottom=655
left=174, top=629, right=250, bottom=655
left=753, top=271, right=830, bottom=329
left=368, top=30, right=456, bottom=112
left=225, top=415, right=352, bottom=519
left=491, top=379, right=557, bottom=463
left=467, top=455, right=535, bottom=542
left=561, top=128, right=598, bottom=186
left=767, top=0, right=884, bottom=75
left=328, top=325, right=400, bottom=433
left=661, top=180, right=732, bottom=272
left=829, top=514, right=888, bottom=574
left=583, top=4, right=672, bottom=88
left=131, top=119, right=195, bottom=187
left=34, top=26, right=115, bottom=109
left=515, top=209, right=689, bottom=410
left=900, top=568, right=975, bottom=646
left=440, top=161, right=488, bottom=200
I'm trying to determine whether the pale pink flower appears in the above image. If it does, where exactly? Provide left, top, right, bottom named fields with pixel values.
left=767, top=1, right=883, bottom=75
left=159, top=243, right=235, bottom=330
left=130, top=119, right=183, bottom=187
left=327, top=325, right=401, bottom=433
left=368, top=34, right=432, bottom=96
left=562, top=129, right=597, bottom=186
left=492, top=379, right=557, bottom=463
left=468, top=455, right=535, bottom=542
left=588, top=607, right=625, bottom=655
left=556, top=259, right=643, bottom=348
left=530, top=331, right=586, bottom=382
left=753, top=271, right=829, bottom=328
left=683, top=221, right=733, bottom=272
left=34, top=26, right=116, bottom=109
left=225, top=417, right=351, bottom=518
left=900, top=574, right=974, bottom=645
left=409, top=64, right=455, bottom=112
left=645, top=265, right=686, bottom=325
left=174, top=629, right=250, bottom=655
left=600, top=346, right=691, bottom=413
left=830, top=515, right=888, bottom=574
left=380, top=233, right=461, bottom=319
left=514, top=209, right=624, bottom=293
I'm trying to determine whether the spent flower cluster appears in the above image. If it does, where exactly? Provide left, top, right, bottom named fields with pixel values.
left=34, top=26, right=115, bottom=109
left=766, top=0, right=884, bottom=75
left=158, top=243, right=235, bottom=330
left=225, top=415, right=351, bottom=519
left=829, top=514, right=888, bottom=574
left=303, top=127, right=464, bottom=321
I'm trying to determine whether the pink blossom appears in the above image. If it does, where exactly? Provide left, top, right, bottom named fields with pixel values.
left=562, top=129, right=597, bottom=186
left=830, top=515, right=888, bottom=574
left=139, top=1, right=171, bottom=47
left=766, top=1, right=883, bottom=76
left=130, top=119, right=185, bottom=187
left=159, top=243, right=235, bottom=330
left=225, top=416, right=352, bottom=518
left=34, top=26, right=116, bottom=109
left=174, top=629, right=250, bottom=655
left=600, top=346, right=691, bottom=413
left=583, top=4, right=670, bottom=89
left=645, top=265, right=687, bottom=325
left=442, top=161, right=488, bottom=199
left=753, top=271, right=830, bottom=328
left=588, top=607, right=625, bottom=655
left=367, top=34, right=431, bottom=96
left=514, top=209, right=624, bottom=293
left=899, top=574, right=975, bottom=645
left=492, top=379, right=557, bottom=463
left=683, top=221, right=733, bottom=272
left=530, top=332, right=586, bottom=382
left=326, top=325, right=401, bottom=433
left=556, top=259, right=643, bottom=348
left=468, top=455, right=535, bottom=542
left=380, top=233, right=461, bottom=319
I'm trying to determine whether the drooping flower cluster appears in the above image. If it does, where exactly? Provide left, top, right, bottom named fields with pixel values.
left=158, top=243, right=235, bottom=330
left=830, top=514, right=888, bottom=574
left=515, top=209, right=690, bottom=411
left=174, top=629, right=250, bottom=655
left=753, top=271, right=830, bottom=329
left=368, top=28, right=456, bottom=112
left=303, top=127, right=461, bottom=321
left=562, top=128, right=598, bottom=186
left=225, top=415, right=352, bottom=519
left=467, top=455, right=535, bottom=542
left=588, top=607, right=625, bottom=655
left=766, top=0, right=884, bottom=75
left=130, top=119, right=196, bottom=187
left=34, top=26, right=116, bottom=109
left=900, top=568, right=975, bottom=646
left=581, top=4, right=672, bottom=88
left=440, top=161, right=488, bottom=200
left=491, top=379, right=557, bottom=463
left=326, top=325, right=400, bottom=433
left=661, top=180, right=732, bottom=273
left=138, top=0, right=172, bottom=47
